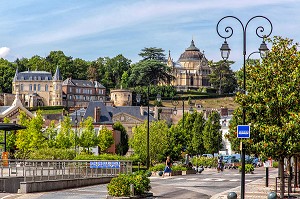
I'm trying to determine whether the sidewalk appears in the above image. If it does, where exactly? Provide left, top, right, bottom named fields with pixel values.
left=211, top=169, right=300, bottom=199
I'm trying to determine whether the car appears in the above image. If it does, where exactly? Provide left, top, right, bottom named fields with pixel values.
left=202, top=154, right=214, bottom=158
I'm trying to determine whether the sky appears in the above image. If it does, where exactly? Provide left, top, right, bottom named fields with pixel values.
left=0, top=0, right=299, bottom=71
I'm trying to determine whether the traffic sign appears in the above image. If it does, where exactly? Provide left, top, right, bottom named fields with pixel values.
left=237, top=125, right=250, bottom=138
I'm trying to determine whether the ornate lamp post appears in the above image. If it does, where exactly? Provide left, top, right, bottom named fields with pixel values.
left=216, top=15, right=272, bottom=199
left=147, top=80, right=161, bottom=169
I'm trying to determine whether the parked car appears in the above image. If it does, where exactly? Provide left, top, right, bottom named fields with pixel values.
left=224, top=156, right=241, bottom=169
left=202, top=154, right=214, bottom=158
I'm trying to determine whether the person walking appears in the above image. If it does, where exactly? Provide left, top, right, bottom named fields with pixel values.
left=163, top=156, right=172, bottom=177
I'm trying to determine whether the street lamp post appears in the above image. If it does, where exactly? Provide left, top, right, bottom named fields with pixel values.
left=147, top=80, right=161, bottom=169
left=172, top=96, right=194, bottom=128
left=74, top=109, right=78, bottom=154
left=217, top=16, right=272, bottom=199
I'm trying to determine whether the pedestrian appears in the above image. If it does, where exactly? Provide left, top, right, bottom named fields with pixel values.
left=217, top=156, right=223, bottom=173
left=163, top=156, right=172, bottom=177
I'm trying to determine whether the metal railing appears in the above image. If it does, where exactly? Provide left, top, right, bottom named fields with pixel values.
left=0, top=159, right=132, bottom=182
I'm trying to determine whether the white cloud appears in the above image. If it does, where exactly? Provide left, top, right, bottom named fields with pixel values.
left=0, top=47, right=10, bottom=58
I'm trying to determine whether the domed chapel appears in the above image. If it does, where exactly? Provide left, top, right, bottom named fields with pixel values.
left=167, top=40, right=211, bottom=90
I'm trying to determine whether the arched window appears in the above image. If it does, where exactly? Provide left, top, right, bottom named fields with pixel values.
left=45, top=84, right=48, bottom=91
left=29, top=84, right=32, bottom=91
left=38, top=84, right=41, bottom=91
left=20, top=84, right=24, bottom=91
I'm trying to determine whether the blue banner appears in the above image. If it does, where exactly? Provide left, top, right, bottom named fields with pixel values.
left=90, top=161, right=120, bottom=169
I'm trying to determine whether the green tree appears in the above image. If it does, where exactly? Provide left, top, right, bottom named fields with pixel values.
left=16, top=110, right=45, bottom=158
left=202, top=111, right=222, bottom=154
left=44, top=121, right=58, bottom=148
left=209, top=60, right=237, bottom=94
left=228, top=37, right=300, bottom=198
left=113, top=122, right=128, bottom=155
left=129, top=60, right=173, bottom=86
left=130, top=120, right=169, bottom=165
left=46, top=51, right=73, bottom=79
left=138, top=47, right=166, bottom=61
left=79, top=117, right=98, bottom=153
left=56, top=115, right=73, bottom=149
left=0, top=58, right=16, bottom=93
left=120, top=71, right=129, bottom=89
left=97, top=127, right=114, bottom=153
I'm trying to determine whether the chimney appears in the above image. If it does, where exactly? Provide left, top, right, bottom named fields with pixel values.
left=94, top=107, right=101, bottom=122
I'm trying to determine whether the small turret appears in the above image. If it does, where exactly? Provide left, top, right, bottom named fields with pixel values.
left=53, top=65, right=62, bottom=80
left=13, top=67, right=18, bottom=82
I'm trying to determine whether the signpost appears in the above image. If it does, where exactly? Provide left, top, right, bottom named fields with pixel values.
left=237, top=125, right=250, bottom=138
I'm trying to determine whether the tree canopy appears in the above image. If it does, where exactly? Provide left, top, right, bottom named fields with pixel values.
left=227, top=36, right=300, bottom=160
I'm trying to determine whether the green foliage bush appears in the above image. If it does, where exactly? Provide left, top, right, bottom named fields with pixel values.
left=191, top=157, right=217, bottom=167
left=149, top=163, right=165, bottom=172
left=107, top=173, right=151, bottom=197
left=238, top=164, right=254, bottom=173
left=20, top=148, right=75, bottom=160
left=272, top=161, right=278, bottom=168
left=172, top=165, right=187, bottom=171
left=74, top=153, right=140, bottom=162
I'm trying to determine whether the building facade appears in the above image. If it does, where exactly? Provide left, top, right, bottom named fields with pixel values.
left=12, top=66, right=63, bottom=107
left=167, top=40, right=211, bottom=90
left=62, top=78, right=106, bottom=108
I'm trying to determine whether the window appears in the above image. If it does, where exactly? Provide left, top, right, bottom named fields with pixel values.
left=20, top=84, right=23, bottom=91
left=45, top=84, right=48, bottom=91
left=69, top=87, right=72, bottom=92
left=45, top=76, right=48, bottom=80
left=34, top=84, right=36, bottom=91
left=38, top=84, right=41, bottom=91
left=38, top=76, right=41, bottom=80
left=69, top=95, right=72, bottom=100
left=29, top=84, right=32, bottom=91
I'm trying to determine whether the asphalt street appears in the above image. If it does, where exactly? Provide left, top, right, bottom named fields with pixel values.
left=0, top=167, right=270, bottom=199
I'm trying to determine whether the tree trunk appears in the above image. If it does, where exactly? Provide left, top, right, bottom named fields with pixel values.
left=294, top=156, right=298, bottom=188
left=279, top=157, right=285, bottom=199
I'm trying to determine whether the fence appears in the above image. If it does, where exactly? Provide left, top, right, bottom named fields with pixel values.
left=0, top=159, right=132, bottom=182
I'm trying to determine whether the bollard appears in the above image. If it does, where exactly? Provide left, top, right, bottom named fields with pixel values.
left=267, top=192, right=277, bottom=199
left=227, top=192, right=237, bottom=199
left=130, top=184, right=134, bottom=196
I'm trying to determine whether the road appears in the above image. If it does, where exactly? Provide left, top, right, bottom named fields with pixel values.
left=0, top=167, right=271, bottom=199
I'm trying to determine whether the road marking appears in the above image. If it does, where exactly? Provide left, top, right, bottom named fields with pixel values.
left=229, top=179, right=239, bottom=181
left=186, top=178, right=198, bottom=181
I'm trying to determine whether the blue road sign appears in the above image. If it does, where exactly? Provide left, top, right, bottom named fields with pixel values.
left=90, top=161, right=120, bottom=169
left=237, top=125, right=250, bottom=138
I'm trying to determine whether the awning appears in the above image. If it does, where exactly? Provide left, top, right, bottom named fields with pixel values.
left=0, top=123, right=26, bottom=131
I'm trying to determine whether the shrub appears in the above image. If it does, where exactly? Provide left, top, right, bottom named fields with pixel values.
left=172, top=165, right=187, bottom=171
left=272, top=161, right=278, bottom=168
left=107, top=173, right=151, bottom=197
left=22, top=148, right=75, bottom=160
left=238, top=164, right=254, bottom=173
left=149, top=163, right=165, bottom=172
left=191, top=157, right=217, bottom=168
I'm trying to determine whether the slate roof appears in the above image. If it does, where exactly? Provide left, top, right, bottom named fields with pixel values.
left=106, top=106, right=155, bottom=122
left=62, top=78, right=105, bottom=88
left=70, top=101, right=113, bottom=125
left=13, top=71, right=53, bottom=81
left=0, top=106, right=10, bottom=114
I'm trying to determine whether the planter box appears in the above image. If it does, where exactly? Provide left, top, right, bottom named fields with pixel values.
left=106, top=192, right=153, bottom=199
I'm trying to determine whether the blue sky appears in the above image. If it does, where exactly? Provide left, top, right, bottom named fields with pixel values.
left=0, top=0, right=298, bottom=71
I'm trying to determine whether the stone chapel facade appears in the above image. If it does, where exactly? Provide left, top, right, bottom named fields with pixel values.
left=167, top=40, right=211, bottom=90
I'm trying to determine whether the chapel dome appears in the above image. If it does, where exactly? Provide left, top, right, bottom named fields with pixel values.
left=178, top=40, right=203, bottom=61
